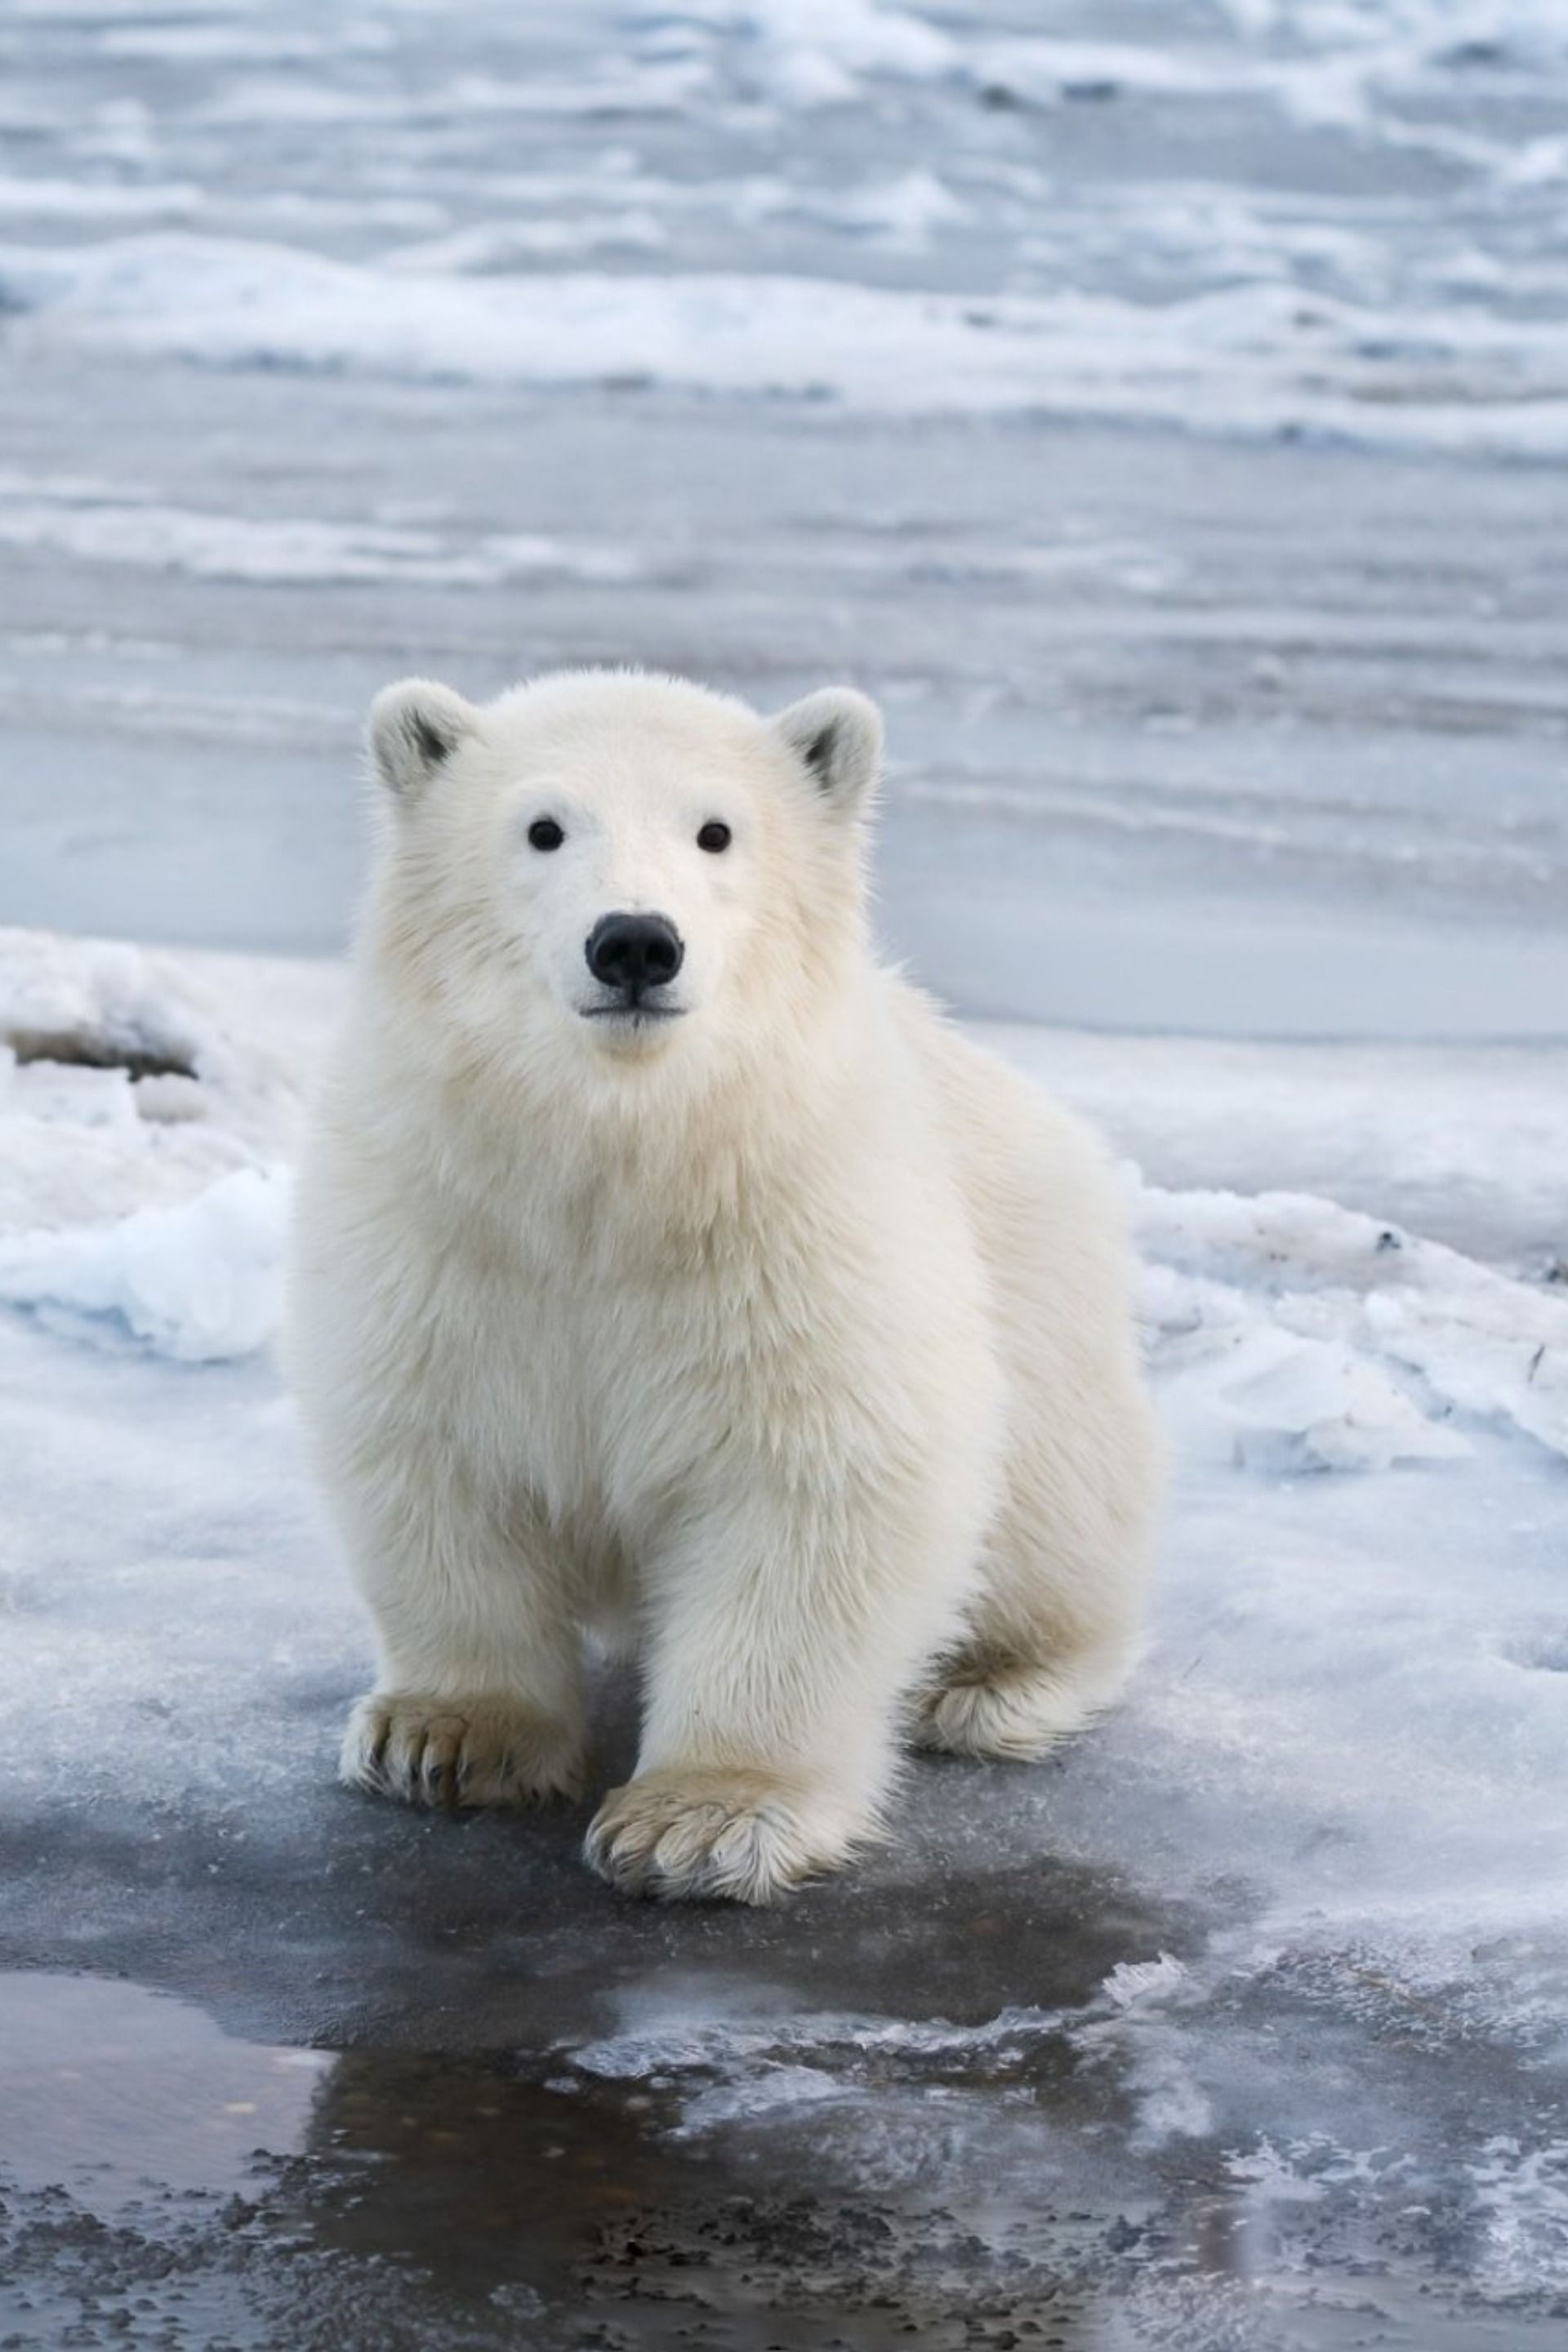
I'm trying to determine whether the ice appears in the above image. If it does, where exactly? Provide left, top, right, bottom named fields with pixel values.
left=0, top=925, right=326, bottom=1232
left=7, top=231, right=1568, bottom=454
left=637, top=0, right=957, bottom=105
left=0, top=474, right=648, bottom=587
left=0, top=173, right=200, bottom=220
left=0, top=1165, right=287, bottom=1363
left=1101, top=1953, right=1192, bottom=2011
left=7, top=0, right=1565, bottom=470
left=1470, top=2137, right=1568, bottom=2299
left=1141, top=1183, right=1568, bottom=1463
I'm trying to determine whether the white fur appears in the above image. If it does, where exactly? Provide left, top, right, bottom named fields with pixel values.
left=285, top=669, right=1161, bottom=1903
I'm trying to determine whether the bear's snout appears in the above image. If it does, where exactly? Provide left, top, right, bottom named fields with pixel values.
left=585, top=912, right=685, bottom=1007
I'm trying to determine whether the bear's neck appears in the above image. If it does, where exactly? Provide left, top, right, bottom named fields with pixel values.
left=351, top=965, right=884, bottom=1257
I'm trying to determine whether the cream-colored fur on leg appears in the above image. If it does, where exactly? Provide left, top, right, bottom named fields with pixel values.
left=286, top=669, right=1160, bottom=1903
left=906, top=1023, right=1163, bottom=1763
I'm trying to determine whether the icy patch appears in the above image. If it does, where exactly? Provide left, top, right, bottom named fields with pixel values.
left=0, top=474, right=646, bottom=588
left=0, top=1165, right=288, bottom=1362
left=1471, top=2136, right=1568, bottom=2299
left=0, top=931, right=339, bottom=1357
left=1072, top=1955, right=1214, bottom=2149
left=567, top=1965, right=1218, bottom=2165
left=565, top=1986, right=1085, bottom=2168
left=197, top=56, right=710, bottom=128
left=1101, top=1953, right=1190, bottom=2011
left=1141, top=1184, right=1568, bottom=1463
left=973, top=36, right=1261, bottom=105
left=988, top=1027, right=1568, bottom=1268
left=727, top=167, right=966, bottom=249
left=385, top=213, right=670, bottom=271
left=635, top=0, right=957, bottom=105
left=0, top=173, right=200, bottom=221
left=0, top=928, right=321, bottom=1234
left=569, top=1996, right=1066, bottom=2084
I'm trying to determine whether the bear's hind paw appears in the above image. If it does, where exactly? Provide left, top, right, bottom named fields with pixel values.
left=911, top=1663, right=1104, bottom=1762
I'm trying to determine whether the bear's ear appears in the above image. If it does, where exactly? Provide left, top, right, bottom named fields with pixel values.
left=367, top=677, right=476, bottom=799
left=771, top=687, right=883, bottom=818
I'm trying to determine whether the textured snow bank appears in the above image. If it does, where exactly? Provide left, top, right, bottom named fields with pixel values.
left=0, top=929, right=332, bottom=1356
left=0, top=473, right=647, bottom=588
left=636, top=0, right=958, bottom=105
left=6, top=234, right=1568, bottom=454
left=1142, top=1182, right=1568, bottom=1468
left=0, top=1167, right=288, bottom=1363
left=9, top=0, right=1568, bottom=474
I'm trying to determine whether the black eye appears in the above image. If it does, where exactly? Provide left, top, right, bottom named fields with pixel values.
left=528, top=817, right=564, bottom=852
left=697, top=821, right=732, bottom=853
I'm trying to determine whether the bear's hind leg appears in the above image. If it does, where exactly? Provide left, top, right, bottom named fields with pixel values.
left=916, top=1054, right=1164, bottom=1764
left=913, top=1424, right=1159, bottom=1764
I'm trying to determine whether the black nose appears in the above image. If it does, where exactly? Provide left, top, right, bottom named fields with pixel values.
left=585, top=911, right=684, bottom=1000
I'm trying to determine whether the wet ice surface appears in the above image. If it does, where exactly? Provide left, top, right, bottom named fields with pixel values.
left=3, top=0, right=1568, bottom=2344
left=5, top=1980, right=1566, bottom=2352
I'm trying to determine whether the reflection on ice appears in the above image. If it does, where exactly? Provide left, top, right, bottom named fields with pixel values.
left=0, top=1974, right=329, bottom=2207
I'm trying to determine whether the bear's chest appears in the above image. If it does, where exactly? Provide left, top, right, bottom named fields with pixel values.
left=432, top=1215, right=780, bottom=1531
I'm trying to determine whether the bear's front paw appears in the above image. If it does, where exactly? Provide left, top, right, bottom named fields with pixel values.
left=584, top=1767, right=835, bottom=1904
left=340, top=1691, right=584, bottom=1811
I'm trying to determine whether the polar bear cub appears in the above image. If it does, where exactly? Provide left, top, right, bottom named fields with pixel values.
left=287, top=669, right=1160, bottom=1903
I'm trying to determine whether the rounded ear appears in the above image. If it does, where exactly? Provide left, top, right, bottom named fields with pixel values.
left=771, top=686, right=883, bottom=817
left=367, top=677, right=476, bottom=798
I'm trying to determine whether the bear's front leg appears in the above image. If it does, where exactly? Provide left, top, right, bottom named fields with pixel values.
left=585, top=1462, right=979, bottom=1903
left=332, top=1463, right=586, bottom=1812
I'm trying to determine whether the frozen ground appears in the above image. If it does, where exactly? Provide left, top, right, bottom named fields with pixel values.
left=2, top=0, right=1567, bottom=2345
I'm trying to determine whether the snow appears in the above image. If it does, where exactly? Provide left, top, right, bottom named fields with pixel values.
left=0, top=472, right=647, bottom=587
left=636, top=0, right=959, bottom=106
left=0, top=1165, right=288, bottom=1363
left=1141, top=1181, right=1568, bottom=1463
left=7, top=232, right=1568, bottom=455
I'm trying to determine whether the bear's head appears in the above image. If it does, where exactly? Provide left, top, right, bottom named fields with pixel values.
left=362, top=669, right=884, bottom=1107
